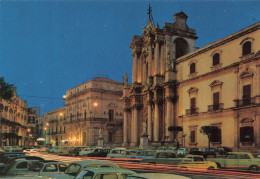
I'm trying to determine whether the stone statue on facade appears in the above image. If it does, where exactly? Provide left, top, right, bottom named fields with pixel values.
left=122, top=72, right=128, bottom=86
left=99, top=127, right=103, bottom=138
left=143, top=121, right=147, bottom=135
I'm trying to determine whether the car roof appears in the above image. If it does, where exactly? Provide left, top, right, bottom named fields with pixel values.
left=70, top=160, right=118, bottom=166
left=81, top=167, right=136, bottom=174
left=128, top=173, right=190, bottom=179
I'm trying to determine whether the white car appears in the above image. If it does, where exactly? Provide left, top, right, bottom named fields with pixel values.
left=177, top=148, right=189, bottom=156
left=55, top=160, right=120, bottom=178
left=107, top=148, right=126, bottom=158
left=75, top=168, right=136, bottom=179
left=22, top=149, right=40, bottom=153
left=16, top=160, right=67, bottom=178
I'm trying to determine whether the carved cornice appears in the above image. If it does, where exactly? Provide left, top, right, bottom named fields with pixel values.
left=177, top=24, right=260, bottom=64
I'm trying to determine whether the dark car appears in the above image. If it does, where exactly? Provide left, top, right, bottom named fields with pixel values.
left=204, top=148, right=216, bottom=158
left=68, top=147, right=87, bottom=156
left=86, top=148, right=110, bottom=157
left=216, top=147, right=232, bottom=155
left=189, top=148, right=204, bottom=156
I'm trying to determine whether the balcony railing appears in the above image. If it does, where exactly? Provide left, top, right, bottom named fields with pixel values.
left=186, top=108, right=199, bottom=115
left=208, top=103, right=224, bottom=112
left=234, top=97, right=256, bottom=107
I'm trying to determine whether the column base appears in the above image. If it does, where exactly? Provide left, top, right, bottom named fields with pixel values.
left=130, top=142, right=138, bottom=147
left=122, top=142, right=129, bottom=147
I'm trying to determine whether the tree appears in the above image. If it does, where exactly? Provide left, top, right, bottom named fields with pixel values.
left=0, top=77, right=14, bottom=100
left=168, top=126, right=183, bottom=143
left=200, top=126, right=220, bottom=148
left=0, top=77, right=14, bottom=146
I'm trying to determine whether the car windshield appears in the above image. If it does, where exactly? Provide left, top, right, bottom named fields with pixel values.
left=65, top=164, right=81, bottom=176
left=29, top=162, right=44, bottom=172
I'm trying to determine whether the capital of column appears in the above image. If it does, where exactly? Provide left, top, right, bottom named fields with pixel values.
left=123, top=107, right=131, bottom=112
left=146, top=99, right=153, bottom=105
left=165, top=96, right=174, bottom=103
left=154, top=99, right=163, bottom=105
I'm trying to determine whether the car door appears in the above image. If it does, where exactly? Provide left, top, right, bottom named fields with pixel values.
left=40, top=163, right=60, bottom=178
left=10, top=161, right=30, bottom=175
left=155, top=152, right=168, bottom=164
left=193, top=156, right=207, bottom=169
left=224, top=154, right=239, bottom=168
left=238, top=154, right=251, bottom=169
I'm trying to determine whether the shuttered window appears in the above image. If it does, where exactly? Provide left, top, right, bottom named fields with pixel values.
left=190, top=130, right=196, bottom=143
left=243, top=84, right=251, bottom=105
left=213, top=92, right=219, bottom=110
left=190, top=63, right=196, bottom=74
left=242, top=41, right=251, bottom=56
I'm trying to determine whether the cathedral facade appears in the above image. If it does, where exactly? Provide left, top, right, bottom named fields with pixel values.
left=123, top=11, right=260, bottom=151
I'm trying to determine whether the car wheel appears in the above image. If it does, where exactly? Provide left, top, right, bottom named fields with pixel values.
left=216, top=163, right=221, bottom=168
left=249, top=165, right=258, bottom=172
left=208, top=166, right=215, bottom=170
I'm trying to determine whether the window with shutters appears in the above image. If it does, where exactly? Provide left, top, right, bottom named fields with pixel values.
left=211, top=127, right=222, bottom=143
left=213, top=92, right=220, bottom=110
left=243, top=84, right=251, bottom=105
left=240, top=126, right=254, bottom=143
left=190, top=130, right=196, bottom=143
left=109, top=110, right=114, bottom=122
left=190, top=98, right=196, bottom=114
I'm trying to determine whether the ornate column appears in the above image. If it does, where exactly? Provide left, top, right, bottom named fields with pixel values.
left=147, top=101, right=152, bottom=140
left=153, top=100, right=159, bottom=142
left=122, top=109, right=128, bottom=147
left=132, top=50, right=138, bottom=83
left=131, top=106, right=138, bottom=146
left=165, top=97, right=173, bottom=141
left=155, top=40, right=160, bottom=75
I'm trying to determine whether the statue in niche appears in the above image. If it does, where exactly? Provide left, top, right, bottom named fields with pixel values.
left=143, top=121, right=147, bottom=135
left=99, top=127, right=103, bottom=138
left=122, top=72, right=128, bottom=86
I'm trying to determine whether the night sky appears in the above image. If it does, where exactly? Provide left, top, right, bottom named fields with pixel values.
left=0, top=0, right=259, bottom=115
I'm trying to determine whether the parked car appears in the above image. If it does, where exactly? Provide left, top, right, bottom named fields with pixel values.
left=2, top=146, right=23, bottom=152
left=1, top=158, right=45, bottom=175
left=177, top=148, right=189, bottom=156
left=216, top=147, right=232, bottom=156
left=127, top=173, right=190, bottom=179
left=189, top=148, right=204, bottom=156
left=141, top=151, right=187, bottom=165
left=107, top=148, right=126, bottom=158
left=134, top=150, right=156, bottom=160
left=75, top=168, right=136, bottom=179
left=78, top=148, right=95, bottom=156
left=59, top=160, right=120, bottom=178
left=258, top=150, right=260, bottom=158
left=85, top=148, right=110, bottom=157
left=179, top=155, right=218, bottom=170
left=207, top=152, right=260, bottom=171
left=15, top=160, right=67, bottom=178
left=48, top=146, right=63, bottom=153
left=68, top=147, right=88, bottom=156
left=58, top=146, right=74, bottom=156
left=204, top=148, right=217, bottom=158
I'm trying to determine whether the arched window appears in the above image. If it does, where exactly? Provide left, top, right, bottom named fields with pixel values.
left=213, top=53, right=220, bottom=66
left=190, top=63, right=195, bottom=74
left=174, top=38, right=189, bottom=58
left=242, top=41, right=251, bottom=56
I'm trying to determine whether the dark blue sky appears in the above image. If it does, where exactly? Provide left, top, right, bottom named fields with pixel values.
left=0, top=0, right=259, bottom=115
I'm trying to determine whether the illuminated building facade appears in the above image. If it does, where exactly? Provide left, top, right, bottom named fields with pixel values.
left=123, top=11, right=260, bottom=151
left=0, top=87, right=28, bottom=146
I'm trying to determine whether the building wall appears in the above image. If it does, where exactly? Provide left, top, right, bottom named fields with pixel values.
left=177, top=22, right=260, bottom=151
left=0, top=87, right=28, bottom=146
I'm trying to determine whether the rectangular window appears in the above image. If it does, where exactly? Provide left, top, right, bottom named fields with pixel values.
left=190, top=130, right=196, bottom=143
left=190, top=98, right=196, bottom=114
left=109, top=110, right=114, bottom=122
left=243, top=84, right=251, bottom=105
left=213, top=92, right=220, bottom=110
left=211, top=128, right=221, bottom=143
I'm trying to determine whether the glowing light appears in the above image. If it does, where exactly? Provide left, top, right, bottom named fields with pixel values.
left=93, top=102, right=98, bottom=107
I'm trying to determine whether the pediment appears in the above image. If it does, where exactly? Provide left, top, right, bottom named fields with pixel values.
left=209, top=80, right=223, bottom=88
left=187, top=87, right=198, bottom=94
left=107, top=103, right=117, bottom=108
left=241, top=118, right=254, bottom=124
left=240, top=71, right=254, bottom=79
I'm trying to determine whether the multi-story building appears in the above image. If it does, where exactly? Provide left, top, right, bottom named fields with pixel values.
left=178, top=21, right=260, bottom=151
left=0, top=87, right=28, bottom=146
left=123, top=11, right=260, bottom=151
left=63, top=77, right=124, bottom=147
left=44, top=107, right=66, bottom=146
left=25, top=107, right=40, bottom=146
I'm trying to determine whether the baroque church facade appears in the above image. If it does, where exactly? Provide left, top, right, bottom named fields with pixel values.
left=122, top=11, right=260, bottom=151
